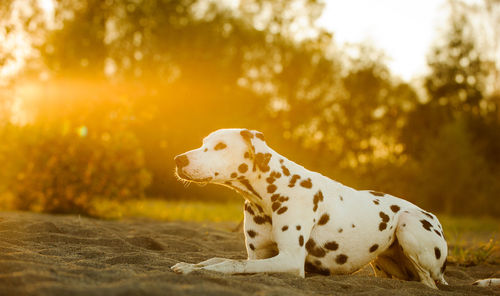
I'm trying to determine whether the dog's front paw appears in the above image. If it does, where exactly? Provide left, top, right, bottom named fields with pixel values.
left=171, top=262, right=199, bottom=274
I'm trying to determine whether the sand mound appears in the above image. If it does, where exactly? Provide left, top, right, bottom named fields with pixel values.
left=0, top=212, right=498, bottom=295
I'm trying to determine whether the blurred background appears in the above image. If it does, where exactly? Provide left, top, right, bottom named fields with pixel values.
left=0, top=0, right=499, bottom=218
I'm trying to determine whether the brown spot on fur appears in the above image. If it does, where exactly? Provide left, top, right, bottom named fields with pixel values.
left=370, top=191, right=385, bottom=197
left=240, top=129, right=254, bottom=140
left=288, top=174, right=300, bottom=187
left=255, top=132, right=265, bottom=141
left=373, top=199, right=380, bottom=205
left=224, top=181, right=231, bottom=185
left=306, top=239, right=326, bottom=257
left=318, top=214, right=329, bottom=225
left=339, top=196, right=343, bottom=201
left=249, top=243, right=255, bottom=251
left=296, top=225, right=301, bottom=230
left=299, top=178, right=312, bottom=188
left=299, top=235, right=304, bottom=246
left=324, top=241, right=338, bottom=251
left=282, top=225, right=288, bottom=231
left=244, top=152, right=250, bottom=158
left=247, top=230, right=257, bottom=238
left=435, top=247, right=441, bottom=259
left=305, top=261, right=330, bottom=275
left=379, top=212, right=390, bottom=222
left=369, top=244, right=379, bottom=252
left=254, top=153, right=272, bottom=172
left=335, top=254, right=348, bottom=264
left=281, top=165, right=290, bottom=176
left=271, top=194, right=280, bottom=202
left=420, top=219, right=433, bottom=231
left=313, top=190, right=324, bottom=212
left=244, top=203, right=254, bottom=216
left=253, top=215, right=272, bottom=225
left=390, top=205, right=400, bottom=213
left=230, top=172, right=237, bottom=178
left=239, top=178, right=262, bottom=199
left=238, top=163, right=248, bottom=173
left=272, top=202, right=281, bottom=212
left=379, top=223, right=387, bottom=231
left=277, top=207, right=288, bottom=215
left=267, top=184, right=277, bottom=193
left=214, top=142, right=227, bottom=150
left=421, top=210, right=434, bottom=220
left=434, top=230, right=442, bottom=237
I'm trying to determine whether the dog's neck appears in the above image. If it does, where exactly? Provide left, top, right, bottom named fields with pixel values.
left=226, top=148, right=299, bottom=212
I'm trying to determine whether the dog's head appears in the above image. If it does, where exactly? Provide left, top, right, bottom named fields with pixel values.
left=174, top=128, right=269, bottom=184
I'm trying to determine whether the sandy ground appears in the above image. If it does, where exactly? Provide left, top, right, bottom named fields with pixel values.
left=0, top=212, right=498, bottom=296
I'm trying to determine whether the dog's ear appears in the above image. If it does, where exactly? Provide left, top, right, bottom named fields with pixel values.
left=240, top=129, right=255, bottom=160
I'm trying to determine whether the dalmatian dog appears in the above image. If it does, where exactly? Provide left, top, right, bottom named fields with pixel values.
left=172, top=128, right=451, bottom=289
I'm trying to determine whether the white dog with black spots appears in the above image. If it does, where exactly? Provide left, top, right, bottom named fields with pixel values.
left=172, top=128, right=498, bottom=289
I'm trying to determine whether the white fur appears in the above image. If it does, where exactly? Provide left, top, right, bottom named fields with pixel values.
left=172, top=129, right=451, bottom=289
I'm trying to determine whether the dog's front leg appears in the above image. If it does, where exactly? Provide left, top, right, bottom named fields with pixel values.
left=202, top=249, right=306, bottom=277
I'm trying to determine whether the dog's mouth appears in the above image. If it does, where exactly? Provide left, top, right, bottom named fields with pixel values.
left=176, top=168, right=213, bottom=183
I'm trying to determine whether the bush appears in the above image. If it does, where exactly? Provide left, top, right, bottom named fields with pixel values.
left=1, top=124, right=151, bottom=215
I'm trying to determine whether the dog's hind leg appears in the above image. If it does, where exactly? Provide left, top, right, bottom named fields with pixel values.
left=393, top=209, right=448, bottom=289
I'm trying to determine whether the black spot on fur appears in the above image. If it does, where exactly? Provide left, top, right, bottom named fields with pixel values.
left=379, top=223, right=387, bottom=231
left=313, top=190, right=324, bottom=212
left=267, top=184, right=277, bottom=193
left=288, top=174, right=300, bottom=187
left=335, top=254, right=348, bottom=264
left=277, top=207, right=288, bottom=215
left=214, top=142, right=227, bottom=150
left=282, top=225, right=288, bottom=231
left=247, top=230, right=257, bottom=238
left=369, top=244, right=379, bottom=252
left=296, top=225, right=301, bottom=230
left=281, top=165, right=290, bottom=176
left=324, top=241, right=339, bottom=251
left=318, top=214, right=329, bottom=225
left=306, top=239, right=326, bottom=257
left=249, top=243, right=255, bottom=251
left=379, top=212, right=390, bottom=223
left=238, top=163, right=248, bottom=173
left=299, top=235, right=304, bottom=246
left=390, top=205, right=400, bottom=213
left=370, top=191, right=385, bottom=197
left=435, top=247, right=441, bottom=259
left=420, top=219, right=433, bottom=231
left=300, top=178, right=312, bottom=188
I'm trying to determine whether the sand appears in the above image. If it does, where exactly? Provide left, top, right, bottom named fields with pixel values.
left=0, top=211, right=498, bottom=296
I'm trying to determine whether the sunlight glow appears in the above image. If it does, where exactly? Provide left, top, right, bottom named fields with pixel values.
left=317, top=0, right=448, bottom=81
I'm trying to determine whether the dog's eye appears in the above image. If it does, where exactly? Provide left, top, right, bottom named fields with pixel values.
left=214, top=142, right=227, bottom=150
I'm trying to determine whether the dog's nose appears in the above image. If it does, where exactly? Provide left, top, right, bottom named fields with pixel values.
left=175, top=154, right=189, bottom=168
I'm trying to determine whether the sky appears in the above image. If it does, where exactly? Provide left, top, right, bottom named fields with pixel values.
left=316, top=0, right=449, bottom=81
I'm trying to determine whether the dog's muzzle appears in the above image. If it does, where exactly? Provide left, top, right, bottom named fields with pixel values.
left=174, top=154, right=212, bottom=183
